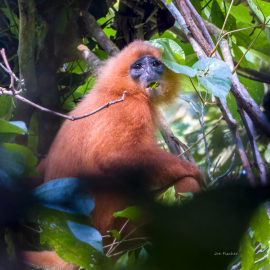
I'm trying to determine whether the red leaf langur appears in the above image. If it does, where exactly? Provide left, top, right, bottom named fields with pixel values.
left=24, top=41, right=205, bottom=270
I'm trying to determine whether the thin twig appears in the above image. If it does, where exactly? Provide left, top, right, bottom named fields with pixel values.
left=103, top=237, right=148, bottom=248
left=210, top=24, right=265, bottom=57
left=107, top=222, right=146, bottom=256
left=106, top=220, right=129, bottom=255
left=0, top=61, right=19, bottom=81
left=212, top=156, right=222, bottom=176
left=0, top=88, right=126, bottom=121
left=179, top=116, right=223, bottom=158
left=200, top=105, right=213, bottom=181
left=209, top=153, right=235, bottom=187
left=232, top=27, right=264, bottom=74
left=108, top=242, right=150, bottom=257
left=218, top=0, right=235, bottom=41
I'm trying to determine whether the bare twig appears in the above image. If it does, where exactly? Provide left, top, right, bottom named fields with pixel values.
left=108, top=242, right=150, bottom=257
left=171, top=136, right=195, bottom=163
left=200, top=105, right=213, bottom=181
left=209, top=153, right=236, bottom=187
left=179, top=116, right=223, bottom=158
left=217, top=0, right=235, bottom=41
left=232, top=28, right=264, bottom=74
left=103, top=237, right=148, bottom=248
left=107, top=222, right=146, bottom=256
left=212, top=156, right=222, bottom=176
left=234, top=61, right=270, bottom=83
left=0, top=61, right=19, bottom=81
left=106, top=220, right=129, bottom=255
left=0, top=88, right=126, bottom=121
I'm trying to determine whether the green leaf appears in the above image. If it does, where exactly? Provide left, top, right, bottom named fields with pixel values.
left=1, top=8, right=19, bottom=36
left=0, top=96, right=13, bottom=120
left=226, top=93, right=242, bottom=125
left=5, top=143, right=38, bottom=177
left=0, top=120, right=28, bottom=144
left=250, top=206, right=270, bottom=245
left=113, top=206, right=141, bottom=222
left=247, top=0, right=270, bottom=44
left=240, top=232, right=255, bottom=270
left=138, top=247, right=148, bottom=262
left=148, top=39, right=197, bottom=77
left=31, top=206, right=110, bottom=269
left=94, top=48, right=108, bottom=61
left=157, top=186, right=181, bottom=206
left=108, top=230, right=121, bottom=240
left=192, top=58, right=232, bottom=99
left=238, top=76, right=264, bottom=106
left=232, top=43, right=247, bottom=68
left=210, top=0, right=225, bottom=29
left=114, top=251, right=129, bottom=268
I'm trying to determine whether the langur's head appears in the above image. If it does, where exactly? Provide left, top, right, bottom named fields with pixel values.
left=96, top=41, right=182, bottom=105
left=129, top=55, right=165, bottom=101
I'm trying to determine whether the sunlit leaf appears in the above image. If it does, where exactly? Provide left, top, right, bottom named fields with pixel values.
left=192, top=58, right=232, bottom=99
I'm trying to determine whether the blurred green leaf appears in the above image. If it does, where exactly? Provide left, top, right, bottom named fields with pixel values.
left=0, top=96, right=13, bottom=120
left=1, top=8, right=19, bottom=36
left=113, top=206, right=141, bottom=222
left=108, top=230, right=121, bottom=240
left=240, top=232, right=255, bottom=270
left=5, top=143, right=38, bottom=177
left=250, top=206, right=270, bottom=245
left=32, top=206, right=110, bottom=269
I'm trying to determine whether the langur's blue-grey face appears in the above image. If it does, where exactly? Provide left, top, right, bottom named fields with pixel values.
left=129, top=55, right=165, bottom=99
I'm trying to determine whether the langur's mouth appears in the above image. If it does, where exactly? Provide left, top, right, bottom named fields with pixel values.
left=146, top=82, right=161, bottom=91
left=145, top=82, right=162, bottom=100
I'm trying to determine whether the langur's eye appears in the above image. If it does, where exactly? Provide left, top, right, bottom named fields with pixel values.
left=152, top=61, right=160, bottom=67
left=135, top=64, right=142, bottom=69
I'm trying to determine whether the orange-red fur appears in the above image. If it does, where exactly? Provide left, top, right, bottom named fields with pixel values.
left=26, top=41, right=204, bottom=270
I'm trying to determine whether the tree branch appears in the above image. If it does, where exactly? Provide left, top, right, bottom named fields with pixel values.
left=0, top=88, right=126, bottom=121
left=164, top=0, right=256, bottom=186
